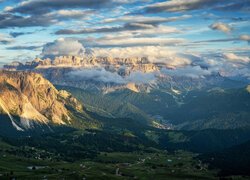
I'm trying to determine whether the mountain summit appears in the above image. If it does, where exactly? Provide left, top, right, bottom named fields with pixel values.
left=0, top=71, right=84, bottom=131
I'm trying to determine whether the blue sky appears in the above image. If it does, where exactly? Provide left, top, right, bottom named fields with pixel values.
left=0, top=0, right=249, bottom=71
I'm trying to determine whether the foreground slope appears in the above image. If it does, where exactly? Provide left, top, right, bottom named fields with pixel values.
left=200, top=139, right=250, bottom=176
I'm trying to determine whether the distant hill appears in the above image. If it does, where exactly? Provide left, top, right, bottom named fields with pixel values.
left=167, top=86, right=250, bottom=129
left=59, top=84, right=250, bottom=130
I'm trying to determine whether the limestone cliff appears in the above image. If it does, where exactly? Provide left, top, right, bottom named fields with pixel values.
left=0, top=71, right=83, bottom=129
left=4, top=55, right=160, bottom=74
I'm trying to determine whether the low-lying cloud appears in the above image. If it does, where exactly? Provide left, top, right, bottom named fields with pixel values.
left=67, top=68, right=157, bottom=84
left=162, top=65, right=212, bottom=79
left=67, top=68, right=124, bottom=84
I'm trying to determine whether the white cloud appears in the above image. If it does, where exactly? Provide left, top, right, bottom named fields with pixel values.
left=56, top=23, right=180, bottom=35
left=162, top=65, right=212, bottom=78
left=199, top=52, right=250, bottom=80
left=103, top=14, right=191, bottom=24
left=161, top=52, right=250, bottom=80
left=223, top=53, right=250, bottom=63
left=67, top=68, right=157, bottom=84
left=0, top=33, right=14, bottom=44
left=135, top=25, right=180, bottom=36
left=3, top=6, right=13, bottom=11
left=240, top=34, right=250, bottom=42
left=46, top=9, right=94, bottom=20
left=87, top=36, right=186, bottom=47
left=42, top=38, right=85, bottom=57
left=144, top=0, right=218, bottom=13
left=67, top=68, right=124, bottom=84
left=210, top=22, right=232, bottom=33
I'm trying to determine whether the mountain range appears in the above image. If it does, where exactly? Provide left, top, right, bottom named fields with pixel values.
left=4, top=55, right=246, bottom=94
left=2, top=56, right=250, bottom=131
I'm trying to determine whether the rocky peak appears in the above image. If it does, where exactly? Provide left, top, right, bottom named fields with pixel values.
left=0, top=71, right=83, bottom=129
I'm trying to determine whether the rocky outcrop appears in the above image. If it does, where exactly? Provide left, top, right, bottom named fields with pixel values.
left=0, top=71, right=83, bottom=129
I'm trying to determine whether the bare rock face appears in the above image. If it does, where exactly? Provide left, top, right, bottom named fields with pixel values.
left=58, top=90, right=83, bottom=111
left=0, top=71, right=83, bottom=129
left=126, top=83, right=139, bottom=93
left=3, top=55, right=160, bottom=74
